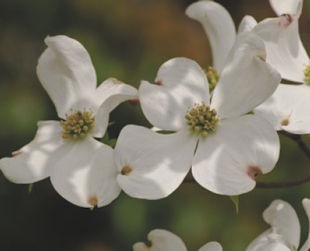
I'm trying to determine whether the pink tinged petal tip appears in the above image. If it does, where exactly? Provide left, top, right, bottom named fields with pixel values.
left=279, top=14, right=293, bottom=28
left=129, top=98, right=140, bottom=106
left=247, top=166, right=263, bottom=180
left=155, top=80, right=163, bottom=86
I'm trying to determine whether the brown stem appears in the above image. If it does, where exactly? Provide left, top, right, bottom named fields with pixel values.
left=256, top=172, right=310, bottom=188
left=278, top=131, right=310, bottom=159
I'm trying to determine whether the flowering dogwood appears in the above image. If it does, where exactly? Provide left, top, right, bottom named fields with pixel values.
left=0, top=35, right=137, bottom=208
left=246, top=198, right=310, bottom=251
left=133, top=229, right=222, bottom=251
left=114, top=30, right=281, bottom=199
left=238, top=0, right=310, bottom=134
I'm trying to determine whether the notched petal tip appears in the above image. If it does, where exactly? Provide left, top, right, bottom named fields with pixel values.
left=279, top=14, right=293, bottom=28
left=88, top=196, right=98, bottom=210
left=155, top=80, right=163, bottom=86
left=108, top=77, right=123, bottom=85
left=43, top=35, right=52, bottom=44
left=257, top=53, right=267, bottom=62
left=247, top=166, right=263, bottom=180
left=121, top=165, right=133, bottom=176
left=281, top=111, right=292, bottom=127
left=12, top=149, right=23, bottom=157
left=129, top=98, right=140, bottom=106
left=281, top=118, right=290, bottom=126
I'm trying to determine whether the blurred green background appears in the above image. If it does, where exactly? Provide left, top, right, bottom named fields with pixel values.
left=1, top=0, right=310, bottom=250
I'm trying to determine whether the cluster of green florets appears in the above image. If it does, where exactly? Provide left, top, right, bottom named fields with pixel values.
left=304, top=65, right=310, bottom=85
left=185, top=103, right=218, bottom=137
left=61, top=110, right=95, bottom=140
left=205, top=66, right=220, bottom=92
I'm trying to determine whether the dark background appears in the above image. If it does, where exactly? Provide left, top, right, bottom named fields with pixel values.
left=1, top=0, right=310, bottom=250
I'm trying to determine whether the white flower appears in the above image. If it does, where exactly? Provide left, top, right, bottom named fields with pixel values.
left=0, top=35, right=137, bottom=208
left=246, top=198, right=310, bottom=251
left=114, top=31, right=281, bottom=199
left=239, top=0, right=310, bottom=134
left=133, top=229, right=223, bottom=251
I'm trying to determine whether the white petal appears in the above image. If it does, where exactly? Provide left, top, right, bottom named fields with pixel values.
left=0, top=121, right=63, bottom=183
left=50, top=138, right=121, bottom=208
left=270, top=0, right=303, bottom=17
left=253, top=17, right=309, bottom=83
left=115, top=125, right=196, bottom=199
left=185, top=0, right=236, bottom=71
left=211, top=32, right=281, bottom=119
left=246, top=235, right=292, bottom=251
left=300, top=198, right=310, bottom=251
left=37, top=35, right=97, bottom=118
left=91, top=78, right=137, bottom=138
left=263, top=200, right=300, bottom=249
left=255, top=84, right=310, bottom=134
left=192, top=115, right=280, bottom=195
left=94, top=77, right=138, bottom=112
left=133, top=229, right=187, bottom=251
left=139, top=58, right=210, bottom=131
left=247, top=200, right=300, bottom=251
left=199, top=242, right=223, bottom=251
left=91, top=103, right=110, bottom=139
left=238, top=15, right=257, bottom=33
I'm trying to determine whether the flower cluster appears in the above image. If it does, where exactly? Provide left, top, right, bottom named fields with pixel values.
left=0, top=0, right=285, bottom=206
left=1, top=0, right=310, bottom=249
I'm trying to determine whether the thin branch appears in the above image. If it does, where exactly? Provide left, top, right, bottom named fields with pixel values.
left=256, top=131, right=310, bottom=188
left=256, top=172, right=310, bottom=188
left=279, top=131, right=310, bottom=158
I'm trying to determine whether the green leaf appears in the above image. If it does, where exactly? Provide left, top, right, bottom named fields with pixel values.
left=101, top=132, right=117, bottom=148
left=108, top=138, right=117, bottom=148
left=230, top=196, right=239, bottom=214
left=156, top=130, right=176, bottom=134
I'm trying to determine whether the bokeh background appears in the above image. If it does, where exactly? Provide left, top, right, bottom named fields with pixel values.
left=1, top=0, right=310, bottom=250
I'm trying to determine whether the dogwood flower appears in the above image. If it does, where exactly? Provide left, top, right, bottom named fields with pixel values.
left=246, top=198, right=310, bottom=251
left=114, top=31, right=281, bottom=199
left=239, top=0, right=310, bottom=134
left=133, top=229, right=223, bottom=251
left=0, top=35, right=137, bottom=208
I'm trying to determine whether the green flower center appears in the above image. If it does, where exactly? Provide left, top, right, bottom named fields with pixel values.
left=185, top=103, right=219, bottom=137
left=61, top=110, right=95, bottom=140
left=304, top=65, right=310, bottom=85
left=205, top=66, right=220, bottom=92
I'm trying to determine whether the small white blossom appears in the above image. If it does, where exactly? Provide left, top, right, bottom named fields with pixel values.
left=0, top=35, right=137, bottom=208
left=246, top=198, right=310, bottom=251
left=133, top=229, right=222, bottom=251
left=114, top=31, right=281, bottom=199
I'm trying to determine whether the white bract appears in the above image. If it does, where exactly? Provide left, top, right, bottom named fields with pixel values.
left=186, top=0, right=236, bottom=73
left=246, top=198, right=310, bottom=251
left=114, top=29, right=281, bottom=199
left=0, top=35, right=137, bottom=208
left=242, top=0, right=310, bottom=134
left=133, top=229, right=223, bottom=251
